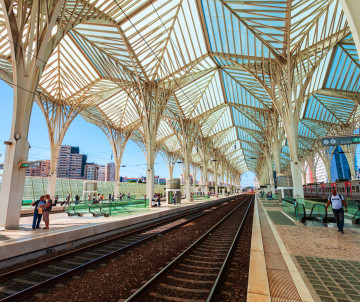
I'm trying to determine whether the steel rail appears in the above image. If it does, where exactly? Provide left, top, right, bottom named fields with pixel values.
left=206, top=194, right=254, bottom=301
left=125, top=194, right=253, bottom=302
left=0, top=195, right=245, bottom=302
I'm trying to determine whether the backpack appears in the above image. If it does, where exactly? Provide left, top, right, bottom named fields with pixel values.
left=329, top=194, right=343, bottom=205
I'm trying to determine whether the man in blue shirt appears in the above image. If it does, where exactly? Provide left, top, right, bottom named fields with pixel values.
left=32, top=196, right=45, bottom=229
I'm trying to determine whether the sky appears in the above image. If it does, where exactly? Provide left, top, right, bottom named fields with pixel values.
left=0, top=80, right=255, bottom=187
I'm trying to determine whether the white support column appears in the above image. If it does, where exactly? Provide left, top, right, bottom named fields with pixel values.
left=192, top=165, right=198, bottom=194
left=0, top=1, right=66, bottom=228
left=184, top=147, right=192, bottom=201
left=342, top=144, right=357, bottom=180
left=37, top=98, right=82, bottom=199
left=340, top=0, right=360, bottom=58
left=317, top=146, right=334, bottom=183
left=267, top=152, right=275, bottom=193
left=146, top=135, right=156, bottom=202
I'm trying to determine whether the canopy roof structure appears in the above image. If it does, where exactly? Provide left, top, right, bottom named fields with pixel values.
left=0, top=0, right=359, bottom=179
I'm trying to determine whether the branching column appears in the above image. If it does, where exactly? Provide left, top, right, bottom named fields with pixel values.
left=37, top=97, right=82, bottom=198
left=192, top=165, right=199, bottom=193
left=0, top=1, right=68, bottom=228
left=266, top=148, right=275, bottom=193
left=178, top=120, right=199, bottom=201
left=132, top=82, right=172, bottom=201
left=161, top=151, right=178, bottom=179
left=101, top=125, right=133, bottom=199
left=307, top=156, right=320, bottom=183
left=316, top=146, right=334, bottom=183
left=340, top=0, right=360, bottom=58
left=342, top=144, right=357, bottom=180
left=202, top=152, right=210, bottom=194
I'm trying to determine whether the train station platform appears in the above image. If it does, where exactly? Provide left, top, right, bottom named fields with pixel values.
left=0, top=196, right=231, bottom=269
left=248, top=194, right=360, bottom=302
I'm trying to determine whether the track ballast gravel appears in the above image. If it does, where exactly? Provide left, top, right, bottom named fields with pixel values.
left=32, top=196, right=249, bottom=302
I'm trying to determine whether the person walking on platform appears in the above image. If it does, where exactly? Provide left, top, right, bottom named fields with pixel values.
left=61, top=194, right=70, bottom=206
left=32, top=196, right=45, bottom=229
left=172, top=194, right=176, bottom=205
left=42, top=194, right=52, bottom=229
left=326, top=188, right=348, bottom=234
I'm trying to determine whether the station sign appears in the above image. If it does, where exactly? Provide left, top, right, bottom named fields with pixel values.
left=19, top=161, right=42, bottom=169
left=321, top=136, right=360, bottom=146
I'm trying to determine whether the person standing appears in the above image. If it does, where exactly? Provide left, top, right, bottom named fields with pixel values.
left=32, top=196, right=45, bottom=229
left=53, top=195, right=59, bottom=206
left=172, top=194, right=176, bottom=205
left=42, top=194, right=52, bottom=229
left=157, top=194, right=161, bottom=207
left=326, top=188, right=348, bottom=234
left=75, top=194, right=80, bottom=204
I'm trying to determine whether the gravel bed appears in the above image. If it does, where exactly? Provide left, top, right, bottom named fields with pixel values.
left=34, top=197, right=246, bottom=302
left=0, top=204, right=221, bottom=276
left=212, top=201, right=254, bottom=301
left=142, top=198, right=252, bottom=301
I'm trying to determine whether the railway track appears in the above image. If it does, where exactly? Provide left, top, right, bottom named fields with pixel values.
left=126, top=194, right=254, bottom=302
left=0, top=195, right=246, bottom=301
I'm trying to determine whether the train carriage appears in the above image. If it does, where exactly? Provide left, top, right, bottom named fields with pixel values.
left=304, top=180, right=360, bottom=200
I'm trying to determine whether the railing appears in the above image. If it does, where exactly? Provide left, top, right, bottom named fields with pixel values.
left=89, top=201, right=103, bottom=216
left=309, top=203, right=328, bottom=222
left=101, top=199, right=149, bottom=217
left=282, top=199, right=306, bottom=222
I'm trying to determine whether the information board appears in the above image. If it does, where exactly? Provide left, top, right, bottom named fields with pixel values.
left=321, top=136, right=360, bottom=146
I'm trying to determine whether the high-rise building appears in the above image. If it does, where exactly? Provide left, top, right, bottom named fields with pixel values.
left=98, top=166, right=105, bottom=181
left=57, top=145, right=87, bottom=179
left=331, top=146, right=351, bottom=182
left=84, top=163, right=100, bottom=180
left=105, top=162, right=115, bottom=181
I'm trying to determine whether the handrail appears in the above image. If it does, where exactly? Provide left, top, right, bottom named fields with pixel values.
left=73, top=203, right=90, bottom=215
left=309, top=203, right=328, bottom=222
left=89, top=200, right=103, bottom=216
left=294, top=201, right=306, bottom=222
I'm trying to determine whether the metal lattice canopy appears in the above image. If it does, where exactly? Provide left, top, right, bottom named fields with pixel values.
left=0, top=0, right=359, bottom=178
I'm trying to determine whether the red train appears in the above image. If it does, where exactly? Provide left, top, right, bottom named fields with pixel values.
left=303, top=180, right=360, bottom=200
